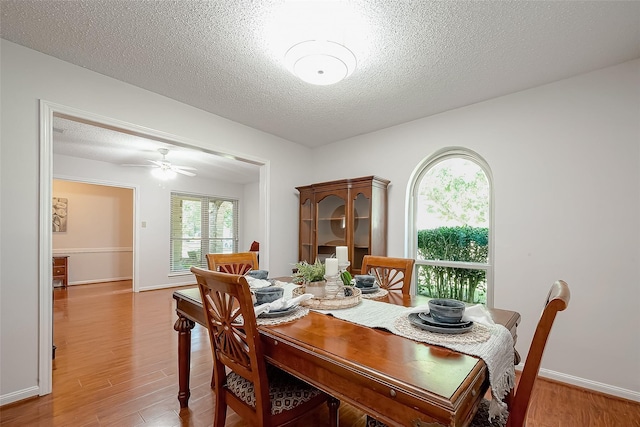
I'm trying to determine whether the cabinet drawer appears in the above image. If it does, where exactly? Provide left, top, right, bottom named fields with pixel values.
left=53, top=258, right=66, bottom=267
left=53, top=267, right=66, bottom=276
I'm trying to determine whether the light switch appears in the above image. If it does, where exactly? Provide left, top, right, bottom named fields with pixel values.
left=141, top=221, right=147, bottom=228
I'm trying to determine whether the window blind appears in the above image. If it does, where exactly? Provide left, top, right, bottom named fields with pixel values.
left=170, top=192, right=239, bottom=273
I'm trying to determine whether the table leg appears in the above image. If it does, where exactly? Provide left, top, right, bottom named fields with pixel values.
left=174, top=314, right=195, bottom=408
left=328, top=396, right=340, bottom=427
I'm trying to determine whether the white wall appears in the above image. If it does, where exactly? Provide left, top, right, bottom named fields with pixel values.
left=312, top=60, right=640, bottom=399
left=52, top=180, right=134, bottom=285
left=0, top=40, right=311, bottom=402
left=1, top=38, right=638, bottom=404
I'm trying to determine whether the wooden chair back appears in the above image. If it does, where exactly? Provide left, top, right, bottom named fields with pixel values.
left=192, top=267, right=335, bottom=426
left=192, top=267, right=274, bottom=424
left=206, top=252, right=258, bottom=275
left=507, top=280, right=570, bottom=427
left=360, top=255, right=415, bottom=294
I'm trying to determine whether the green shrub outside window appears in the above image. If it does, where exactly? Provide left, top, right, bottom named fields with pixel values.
left=416, top=226, right=488, bottom=303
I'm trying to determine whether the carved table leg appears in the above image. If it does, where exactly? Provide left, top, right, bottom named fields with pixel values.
left=174, top=314, right=195, bottom=408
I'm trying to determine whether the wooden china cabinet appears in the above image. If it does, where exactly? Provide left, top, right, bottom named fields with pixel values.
left=296, top=176, right=389, bottom=275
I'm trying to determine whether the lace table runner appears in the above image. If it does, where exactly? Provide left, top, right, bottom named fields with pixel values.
left=313, top=296, right=515, bottom=421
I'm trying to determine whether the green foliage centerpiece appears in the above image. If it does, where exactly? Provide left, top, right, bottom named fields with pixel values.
left=292, top=259, right=325, bottom=284
left=292, top=260, right=326, bottom=298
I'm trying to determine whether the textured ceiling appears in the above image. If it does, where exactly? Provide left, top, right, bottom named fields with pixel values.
left=2, top=0, right=640, bottom=149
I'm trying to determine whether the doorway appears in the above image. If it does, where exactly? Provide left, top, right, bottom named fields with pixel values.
left=52, top=180, right=135, bottom=289
left=40, top=101, right=269, bottom=396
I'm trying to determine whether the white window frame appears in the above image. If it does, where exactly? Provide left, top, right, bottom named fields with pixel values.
left=405, top=147, right=495, bottom=307
left=170, top=192, right=239, bottom=273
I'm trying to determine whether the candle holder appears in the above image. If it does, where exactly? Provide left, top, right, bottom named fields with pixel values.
left=324, top=273, right=343, bottom=299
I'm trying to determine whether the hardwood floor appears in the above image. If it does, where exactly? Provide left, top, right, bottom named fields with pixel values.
left=1, top=281, right=638, bottom=426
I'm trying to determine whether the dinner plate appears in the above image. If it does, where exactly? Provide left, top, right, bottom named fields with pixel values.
left=258, top=305, right=298, bottom=318
left=357, top=284, right=380, bottom=294
left=408, top=313, right=473, bottom=334
left=418, top=312, right=472, bottom=328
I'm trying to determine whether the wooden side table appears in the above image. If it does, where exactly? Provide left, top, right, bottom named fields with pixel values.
left=52, top=256, right=69, bottom=288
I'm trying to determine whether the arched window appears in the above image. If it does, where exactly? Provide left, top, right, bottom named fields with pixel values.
left=406, top=147, right=493, bottom=305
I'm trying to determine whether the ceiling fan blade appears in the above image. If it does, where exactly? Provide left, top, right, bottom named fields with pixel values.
left=172, top=165, right=197, bottom=171
left=148, top=159, right=164, bottom=167
left=173, top=168, right=196, bottom=177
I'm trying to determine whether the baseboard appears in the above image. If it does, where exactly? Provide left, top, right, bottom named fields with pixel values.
left=139, top=281, right=196, bottom=291
left=68, top=277, right=132, bottom=286
left=0, top=386, right=39, bottom=407
left=516, top=363, right=640, bottom=402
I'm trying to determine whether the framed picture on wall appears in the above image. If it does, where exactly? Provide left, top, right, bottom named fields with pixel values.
left=52, top=197, right=68, bottom=232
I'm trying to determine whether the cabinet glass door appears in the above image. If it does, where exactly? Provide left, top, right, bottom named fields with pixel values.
left=352, top=193, right=371, bottom=271
left=316, top=194, right=346, bottom=262
left=299, top=198, right=313, bottom=263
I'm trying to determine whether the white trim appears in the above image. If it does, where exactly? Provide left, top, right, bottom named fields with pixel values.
left=138, top=281, right=196, bottom=291
left=0, top=386, right=40, bottom=406
left=39, top=100, right=270, bottom=399
left=515, top=364, right=640, bottom=403
left=39, top=101, right=54, bottom=396
left=66, top=277, right=133, bottom=286
left=53, top=247, right=133, bottom=254
left=259, top=160, right=271, bottom=272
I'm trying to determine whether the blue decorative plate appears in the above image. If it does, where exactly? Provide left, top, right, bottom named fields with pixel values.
left=358, top=284, right=380, bottom=294
left=418, top=312, right=472, bottom=328
left=408, top=313, right=473, bottom=334
left=257, top=305, right=298, bottom=318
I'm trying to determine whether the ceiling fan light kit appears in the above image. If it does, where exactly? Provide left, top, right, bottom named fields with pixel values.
left=151, top=166, right=177, bottom=180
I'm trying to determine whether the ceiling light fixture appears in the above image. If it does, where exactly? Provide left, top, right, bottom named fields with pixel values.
left=284, top=40, right=356, bottom=86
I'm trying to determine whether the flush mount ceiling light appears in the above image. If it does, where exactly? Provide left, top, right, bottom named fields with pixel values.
left=284, top=40, right=356, bottom=86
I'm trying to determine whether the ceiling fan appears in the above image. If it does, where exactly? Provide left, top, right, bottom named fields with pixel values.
left=121, top=148, right=197, bottom=179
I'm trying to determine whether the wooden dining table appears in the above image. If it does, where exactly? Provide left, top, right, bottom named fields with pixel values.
left=173, top=283, right=520, bottom=427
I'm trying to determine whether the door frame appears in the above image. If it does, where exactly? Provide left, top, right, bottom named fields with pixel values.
left=39, top=100, right=270, bottom=395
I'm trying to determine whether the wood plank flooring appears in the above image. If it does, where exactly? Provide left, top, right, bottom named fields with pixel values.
left=1, top=281, right=638, bottom=426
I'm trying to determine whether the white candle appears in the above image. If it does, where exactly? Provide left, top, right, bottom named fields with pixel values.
left=325, top=258, right=339, bottom=276
left=336, top=246, right=348, bottom=265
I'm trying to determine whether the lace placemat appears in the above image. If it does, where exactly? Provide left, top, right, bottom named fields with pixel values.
left=360, top=288, right=389, bottom=300
left=256, top=306, right=309, bottom=326
left=393, top=314, right=491, bottom=344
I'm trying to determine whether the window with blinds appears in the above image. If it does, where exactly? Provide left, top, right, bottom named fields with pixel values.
left=170, top=192, right=239, bottom=273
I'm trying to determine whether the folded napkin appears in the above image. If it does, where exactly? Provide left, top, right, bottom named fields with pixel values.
left=254, top=293, right=314, bottom=317
left=406, top=303, right=495, bottom=326
left=245, top=276, right=272, bottom=289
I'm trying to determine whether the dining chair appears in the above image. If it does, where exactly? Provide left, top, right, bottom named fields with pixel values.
left=360, top=255, right=415, bottom=294
left=367, top=280, right=570, bottom=427
left=206, top=251, right=258, bottom=275
left=191, top=266, right=339, bottom=427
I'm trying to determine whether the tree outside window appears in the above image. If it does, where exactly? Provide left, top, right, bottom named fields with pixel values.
left=415, top=153, right=491, bottom=304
